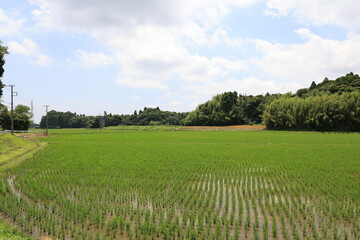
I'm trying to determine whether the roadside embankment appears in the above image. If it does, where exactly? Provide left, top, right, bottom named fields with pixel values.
left=0, top=133, right=47, bottom=240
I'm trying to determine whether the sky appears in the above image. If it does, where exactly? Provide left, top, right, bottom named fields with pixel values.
left=0, top=0, right=360, bottom=123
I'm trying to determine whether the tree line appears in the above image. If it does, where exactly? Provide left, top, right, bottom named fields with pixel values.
left=184, top=92, right=281, bottom=126
left=185, top=73, right=360, bottom=131
left=296, top=72, right=360, bottom=97
left=264, top=73, right=360, bottom=131
left=263, top=92, right=360, bottom=131
left=39, top=107, right=188, bottom=129
left=1, top=37, right=359, bottom=132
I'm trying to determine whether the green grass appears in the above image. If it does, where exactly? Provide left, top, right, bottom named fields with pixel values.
left=0, top=134, right=37, bottom=240
left=0, top=219, right=33, bottom=240
left=0, top=130, right=359, bottom=239
left=0, top=134, right=38, bottom=165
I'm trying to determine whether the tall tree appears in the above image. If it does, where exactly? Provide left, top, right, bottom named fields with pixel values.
left=0, top=105, right=11, bottom=130
left=309, top=81, right=317, bottom=90
left=0, top=41, right=9, bottom=97
left=14, top=104, right=32, bottom=118
left=0, top=105, right=31, bottom=130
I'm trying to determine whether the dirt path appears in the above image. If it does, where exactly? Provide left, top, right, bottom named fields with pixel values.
left=7, top=176, right=22, bottom=199
left=180, top=125, right=265, bottom=131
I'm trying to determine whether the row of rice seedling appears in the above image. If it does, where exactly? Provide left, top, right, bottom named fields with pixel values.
left=0, top=131, right=358, bottom=239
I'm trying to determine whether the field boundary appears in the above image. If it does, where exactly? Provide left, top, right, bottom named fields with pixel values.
left=0, top=142, right=48, bottom=172
left=180, top=125, right=265, bottom=131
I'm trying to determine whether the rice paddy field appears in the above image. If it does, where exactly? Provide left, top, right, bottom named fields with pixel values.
left=0, top=130, right=359, bottom=240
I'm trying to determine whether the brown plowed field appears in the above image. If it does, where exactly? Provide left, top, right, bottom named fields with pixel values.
left=180, top=125, right=265, bottom=131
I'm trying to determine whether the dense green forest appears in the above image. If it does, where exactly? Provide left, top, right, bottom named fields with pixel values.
left=296, top=72, right=360, bottom=97
left=184, top=92, right=281, bottom=126
left=265, top=73, right=360, bottom=131
left=264, top=92, right=360, bottom=131
left=39, top=107, right=188, bottom=129
left=185, top=73, right=360, bottom=131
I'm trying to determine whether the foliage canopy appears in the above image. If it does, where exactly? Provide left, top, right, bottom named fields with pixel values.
left=185, top=73, right=360, bottom=131
left=0, top=104, right=31, bottom=130
left=0, top=41, right=9, bottom=97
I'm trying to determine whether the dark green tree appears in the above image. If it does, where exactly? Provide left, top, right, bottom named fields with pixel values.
left=0, top=104, right=31, bottom=130
left=185, top=92, right=268, bottom=126
left=88, top=117, right=101, bottom=128
left=0, top=105, right=11, bottom=130
left=0, top=41, right=9, bottom=97
left=15, top=104, right=32, bottom=118
left=296, top=88, right=309, bottom=97
left=304, top=73, right=360, bottom=95
left=309, top=81, right=317, bottom=90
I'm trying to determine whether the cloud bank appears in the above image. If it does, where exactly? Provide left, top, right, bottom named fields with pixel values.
left=1, top=0, right=359, bottom=116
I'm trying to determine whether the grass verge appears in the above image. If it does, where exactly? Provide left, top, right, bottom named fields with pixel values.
left=0, top=133, right=45, bottom=240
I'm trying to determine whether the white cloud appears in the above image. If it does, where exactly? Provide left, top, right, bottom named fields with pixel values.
left=0, top=9, right=24, bottom=36
left=8, top=38, right=51, bottom=66
left=146, top=104, right=158, bottom=108
left=158, top=92, right=172, bottom=99
left=29, top=0, right=254, bottom=89
left=117, top=78, right=168, bottom=90
left=34, top=54, right=51, bottom=66
left=30, top=0, right=260, bottom=31
left=129, top=96, right=141, bottom=100
left=75, top=49, right=115, bottom=67
left=92, top=24, right=248, bottom=89
left=25, top=0, right=360, bottom=103
left=8, top=38, right=36, bottom=55
left=265, top=0, right=360, bottom=30
left=169, top=101, right=183, bottom=107
left=186, top=77, right=302, bottom=96
left=252, top=29, right=360, bottom=85
left=210, top=28, right=244, bottom=48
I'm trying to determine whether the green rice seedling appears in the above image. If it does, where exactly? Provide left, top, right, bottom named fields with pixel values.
left=272, top=222, right=277, bottom=238
left=0, top=130, right=358, bottom=239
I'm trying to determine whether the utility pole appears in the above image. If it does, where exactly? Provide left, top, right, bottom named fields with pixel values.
left=7, top=85, right=17, bottom=135
left=31, top=100, right=34, bottom=128
left=31, top=100, right=34, bottom=117
left=44, top=105, right=49, bottom=136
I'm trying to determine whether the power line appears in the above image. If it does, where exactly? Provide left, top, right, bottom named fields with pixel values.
left=17, top=92, right=29, bottom=102
left=31, top=100, right=34, bottom=120
left=0, top=99, right=11, bottom=105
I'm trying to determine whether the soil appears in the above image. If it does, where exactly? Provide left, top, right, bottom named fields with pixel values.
left=14, top=132, right=47, bottom=139
left=180, top=125, right=265, bottom=131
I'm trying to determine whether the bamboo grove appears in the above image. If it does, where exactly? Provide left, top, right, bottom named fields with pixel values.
left=0, top=131, right=358, bottom=239
left=263, top=92, right=360, bottom=131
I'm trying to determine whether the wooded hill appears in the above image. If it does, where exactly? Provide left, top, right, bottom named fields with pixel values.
left=296, top=72, right=360, bottom=97
left=39, top=107, right=188, bottom=129
left=185, top=73, right=360, bottom=131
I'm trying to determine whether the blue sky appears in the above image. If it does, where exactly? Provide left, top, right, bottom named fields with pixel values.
left=1, top=0, right=359, bottom=122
